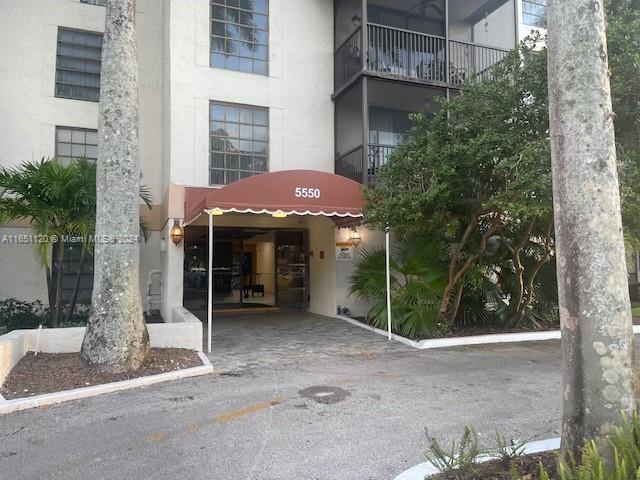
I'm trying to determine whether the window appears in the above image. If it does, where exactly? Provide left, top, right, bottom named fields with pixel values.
left=52, top=243, right=94, bottom=306
left=210, top=0, right=269, bottom=75
left=80, top=0, right=106, bottom=5
left=55, top=28, right=103, bottom=101
left=210, top=102, right=269, bottom=185
left=522, top=0, right=546, bottom=28
left=56, top=127, right=98, bottom=163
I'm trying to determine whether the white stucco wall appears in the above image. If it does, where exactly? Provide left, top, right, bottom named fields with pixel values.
left=334, top=226, right=385, bottom=318
left=164, top=0, right=335, bottom=187
left=0, top=0, right=164, bottom=304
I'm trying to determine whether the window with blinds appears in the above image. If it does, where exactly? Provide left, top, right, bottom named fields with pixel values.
left=55, top=28, right=103, bottom=102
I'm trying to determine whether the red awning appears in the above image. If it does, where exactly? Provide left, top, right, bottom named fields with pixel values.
left=184, top=170, right=364, bottom=224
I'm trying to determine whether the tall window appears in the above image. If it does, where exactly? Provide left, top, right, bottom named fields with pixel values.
left=210, top=0, right=269, bottom=75
left=55, top=28, right=103, bottom=101
left=522, top=0, right=546, bottom=28
left=210, top=102, right=269, bottom=185
left=55, top=127, right=98, bottom=164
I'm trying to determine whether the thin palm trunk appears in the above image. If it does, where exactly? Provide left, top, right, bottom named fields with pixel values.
left=81, top=0, right=149, bottom=371
left=53, top=241, right=65, bottom=327
left=64, top=247, right=87, bottom=324
left=548, top=0, right=636, bottom=460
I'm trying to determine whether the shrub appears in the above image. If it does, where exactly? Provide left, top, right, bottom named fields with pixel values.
left=0, top=298, right=47, bottom=333
left=0, top=298, right=89, bottom=334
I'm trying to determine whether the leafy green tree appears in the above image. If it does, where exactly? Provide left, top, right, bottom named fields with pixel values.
left=365, top=39, right=553, bottom=326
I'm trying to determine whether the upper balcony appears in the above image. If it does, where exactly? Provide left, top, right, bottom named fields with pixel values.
left=333, top=0, right=516, bottom=95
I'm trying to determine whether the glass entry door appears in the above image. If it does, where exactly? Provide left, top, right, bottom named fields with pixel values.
left=275, top=230, right=309, bottom=309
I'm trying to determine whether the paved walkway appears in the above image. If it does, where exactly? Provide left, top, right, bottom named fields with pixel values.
left=0, top=312, right=563, bottom=480
left=197, top=311, right=409, bottom=372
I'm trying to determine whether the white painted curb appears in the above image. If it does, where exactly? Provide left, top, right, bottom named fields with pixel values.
left=0, top=352, right=213, bottom=415
left=393, top=437, right=561, bottom=480
left=339, top=315, right=640, bottom=350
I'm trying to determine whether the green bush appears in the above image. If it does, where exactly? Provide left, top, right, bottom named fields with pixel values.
left=0, top=298, right=47, bottom=333
left=348, top=231, right=449, bottom=338
left=0, top=298, right=89, bottom=334
left=545, top=412, right=640, bottom=480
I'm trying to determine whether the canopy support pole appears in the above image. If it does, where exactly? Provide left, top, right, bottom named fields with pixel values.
left=385, top=228, right=392, bottom=340
left=207, top=213, right=213, bottom=354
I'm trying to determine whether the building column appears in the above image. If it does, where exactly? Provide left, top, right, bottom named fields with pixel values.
left=160, top=220, right=184, bottom=322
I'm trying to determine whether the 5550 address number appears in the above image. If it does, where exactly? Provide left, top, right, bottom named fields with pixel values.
left=294, top=187, right=321, bottom=199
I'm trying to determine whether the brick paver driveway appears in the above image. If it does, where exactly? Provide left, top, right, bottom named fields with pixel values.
left=0, top=312, right=562, bottom=480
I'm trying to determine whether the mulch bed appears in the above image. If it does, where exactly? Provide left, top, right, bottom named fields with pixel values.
left=430, top=451, right=559, bottom=480
left=1, top=348, right=202, bottom=400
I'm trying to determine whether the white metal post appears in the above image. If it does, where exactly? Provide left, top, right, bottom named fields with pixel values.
left=385, top=229, right=392, bottom=340
left=207, top=212, right=213, bottom=353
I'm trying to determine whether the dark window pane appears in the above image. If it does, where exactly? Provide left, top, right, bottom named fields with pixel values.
left=211, top=169, right=225, bottom=185
left=253, top=0, right=267, bottom=14
left=56, top=28, right=103, bottom=101
left=240, top=155, right=252, bottom=170
left=210, top=0, right=268, bottom=74
left=210, top=101, right=268, bottom=185
left=212, top=4, right=225, bottom=20
left=226, top=170, right=239, bottom=183
left=212, top=153, right=224, bottom=168
left=253, top=60, right=268, bottom=75
left=226, top=154, right=239, bottom=169
left=55, top=127, right=98, bottom=162
left=253, top=109, right=268, bottom=126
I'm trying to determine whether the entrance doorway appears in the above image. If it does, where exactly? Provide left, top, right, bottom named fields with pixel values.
left=183, top=227, right=309, bottom=311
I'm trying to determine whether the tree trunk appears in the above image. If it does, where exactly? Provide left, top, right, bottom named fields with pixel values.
left=53, top=240, right=65, bottom=327
left=45, top=265, right=55, bottom=327
left=547, top=0, right=636, bottom=459
left=81, top=0, right=149, bottom=372
left=63, top=247, right=88, bottom=324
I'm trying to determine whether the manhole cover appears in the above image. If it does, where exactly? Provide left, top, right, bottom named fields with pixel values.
left=298, top=386, right=351, bottom=404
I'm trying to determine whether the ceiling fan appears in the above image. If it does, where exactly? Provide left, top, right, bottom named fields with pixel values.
left=408, top=0, right=444, bottom=18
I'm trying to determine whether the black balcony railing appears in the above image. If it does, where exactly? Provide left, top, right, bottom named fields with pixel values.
left=335, top=145, right=364, bottom=183
left=335, top=26, right=362, bottom=91
left=367, top=23, right=447, bottom=84
left=448, top=39, right=509, bottom=87
left=333, top=23, right=509, bottom=92
left=335, top=143, right=397, bottom=184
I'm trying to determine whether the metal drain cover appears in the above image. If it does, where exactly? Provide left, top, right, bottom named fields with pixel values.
left=298, top=386, right=351, bottom=404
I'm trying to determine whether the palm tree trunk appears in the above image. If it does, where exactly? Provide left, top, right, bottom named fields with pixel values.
left=53, top=241, right=65, bottom=327
left=548, top=0, right=635, bottom=460
left=63, top=247, right=87, bottom=324
left=81, top=0, right=149, bottom=372
left=45, top=266, right=56, bottom=327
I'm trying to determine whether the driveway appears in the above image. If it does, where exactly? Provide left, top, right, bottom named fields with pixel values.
left=0, top=313, right=562, bottom=480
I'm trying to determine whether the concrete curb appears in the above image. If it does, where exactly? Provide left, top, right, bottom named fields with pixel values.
left=0, top=352, right=213, bottom=415
left=393, top=437, right=561, bottom=480
left=338, top=315, right=640, bottom=350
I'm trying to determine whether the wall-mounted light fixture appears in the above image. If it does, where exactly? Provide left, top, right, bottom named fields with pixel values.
left=272, top=210, right=288, bottom=218
left=170, top=218, right=183, bottom=245
left=209, top=207, right=225, bottom=216
left=350, top=228, right=362, bottom=247
left=351, top=14, right=362, bottom=27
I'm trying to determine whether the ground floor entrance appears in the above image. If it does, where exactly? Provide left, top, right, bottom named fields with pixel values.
left=184, top=226, right=309, bottom=312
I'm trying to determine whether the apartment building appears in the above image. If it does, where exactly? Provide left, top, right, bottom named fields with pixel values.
left=0, top=0, right=533, bottom=323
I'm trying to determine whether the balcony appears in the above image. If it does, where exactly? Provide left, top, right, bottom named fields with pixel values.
left=335, top=143, right=397, bottom=185
left=335, top=23, right=510, bottom=93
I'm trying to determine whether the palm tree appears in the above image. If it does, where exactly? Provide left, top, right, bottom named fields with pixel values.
left=0, top=158, right=152, bottom=327
left=0, top=158, right=95, bottom=326
left=80, top=0, right=149, bottom=372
